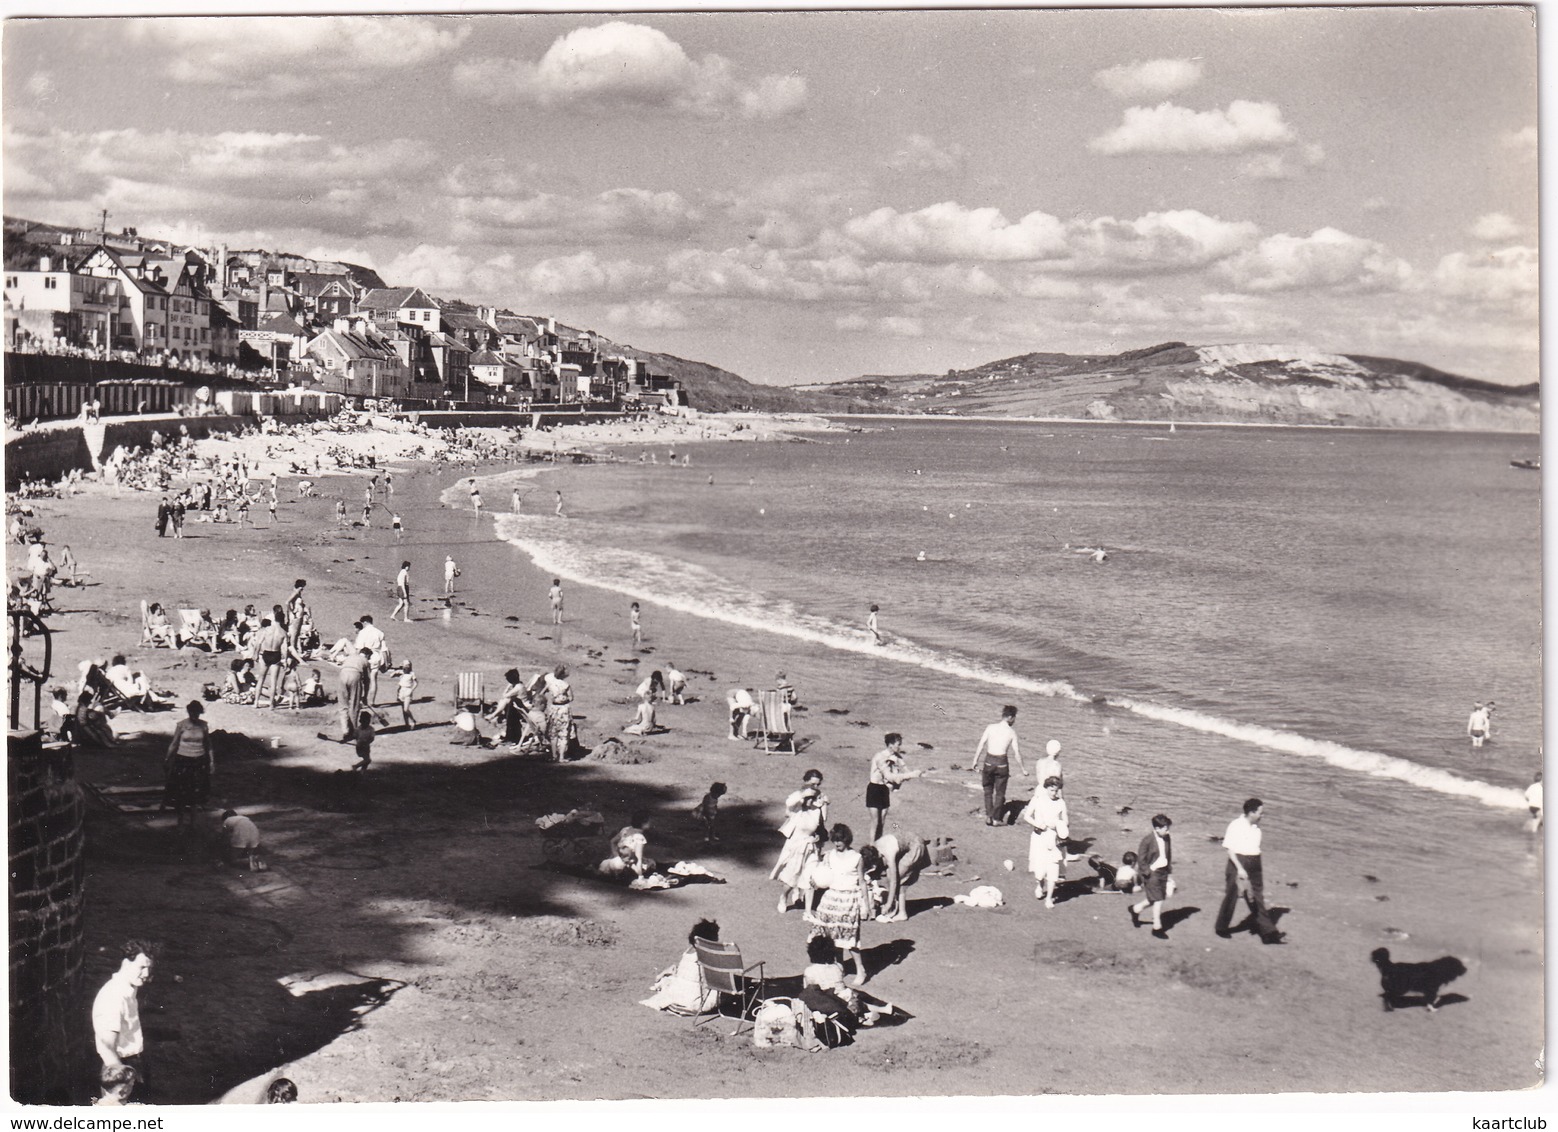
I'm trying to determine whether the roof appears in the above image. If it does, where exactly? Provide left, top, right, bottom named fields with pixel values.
left=356, top=286, right=437, bottom=312
left=469, top=350, right=508, bottom=366
left=441, top=309, right=495, bottom=333
left=308, top=327, right=396, bottom=362
left=427, top=331, right=471, bottom=353
left=259, top=312, right=305, bottom=337
left=292, top=271, right=356, bottom=298
left=494, top=314, right=542, bottom=337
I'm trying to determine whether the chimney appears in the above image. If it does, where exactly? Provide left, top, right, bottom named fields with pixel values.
left=39, top=255, right=51, bottom=273
left=548, top=316, right=556, bottom=335
left=334, top=317, right=351, bottom=334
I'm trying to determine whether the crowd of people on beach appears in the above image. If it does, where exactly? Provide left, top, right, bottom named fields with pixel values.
left=6, top=407, right=1545, bottom=1096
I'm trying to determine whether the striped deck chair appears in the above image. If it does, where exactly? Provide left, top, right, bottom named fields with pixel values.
left=454, top=672, right=484, bottom=711
left=752, top=689, right=795, bottom=754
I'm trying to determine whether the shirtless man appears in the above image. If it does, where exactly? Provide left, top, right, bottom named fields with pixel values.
left=865, top=830, right=932, bottom=922
left=1467, top=702, right=1492, bottom=749
left=866, top=733, right=923, bottom=842
left=971, top=704, right=1027, bottom=826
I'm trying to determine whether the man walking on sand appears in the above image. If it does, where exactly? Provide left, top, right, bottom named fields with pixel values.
left=867, top=733, right=924, bottom=842
left=971, top=705, right=1027, bottom=826
left=1215, top=798, right=1284, bottom=944
left=93, top=940, right=154, bottom=1101
left=444, top=555, right=458, bottom=597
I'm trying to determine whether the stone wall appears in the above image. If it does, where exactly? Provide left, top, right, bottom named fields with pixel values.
left=8, top=731, right=87, bottom=1104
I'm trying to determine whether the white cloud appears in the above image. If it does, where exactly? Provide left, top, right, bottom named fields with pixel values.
left=132, top=16, right=469, bottom=95
left=606, top=300, right=688, bottom=330
left=1066, top=210, right=1259, bottom=273
left=452, top=187, right=702, bottom=241
left=1431, top=246, right=1538, bottom=305
left=522, top=251, right=650, bottom=297
left=885, top=134, right=967, bottom=174
left=1240, top=143, right=1326, bottom=180
left=835, top=314, right=924, bottom=337
left=1214, top=228, right=1412, bottom=294
left=1089, top=100, right=1295, bottom=155
left=1468, top=212, right=1523, bottom=243
left=381, top=245, right=518, bottom=297
left=1093, top=58, right=1204, bottom=100
left=452, top=22, right=805, bottom=119
left=842, top=202, right=1068, bottom=263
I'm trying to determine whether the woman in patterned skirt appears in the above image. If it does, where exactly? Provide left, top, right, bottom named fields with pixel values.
left=808, top=823, right=869, bottom=986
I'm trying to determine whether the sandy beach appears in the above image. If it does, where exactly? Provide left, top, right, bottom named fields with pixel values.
left=10, top=412, right=1542, bottom=1106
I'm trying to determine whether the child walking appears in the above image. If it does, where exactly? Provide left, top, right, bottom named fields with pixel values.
left=352, top=709, right=375, bottom=771
left=693, top=781, right=727, bottom=843
left=630, top=601, right=643, bottom=649
left=397, top=662, right=418, bottom=729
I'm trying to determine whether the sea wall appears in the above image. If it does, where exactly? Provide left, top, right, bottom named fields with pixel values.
left=8, top=730, right=87, bottom=1104
left=398, top=409, right=631, bottom=430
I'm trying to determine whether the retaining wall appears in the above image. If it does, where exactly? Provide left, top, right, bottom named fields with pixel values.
left=8, top=730, right=87, bottom=1104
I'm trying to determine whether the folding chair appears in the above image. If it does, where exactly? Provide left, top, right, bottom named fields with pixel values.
left=752, top=689, right=795, bottom=754
left=141, top=601, right=175, bottom=648
left=178, top=609, right=217, bottom=650
left=692, top=938, right=765, bottom=1035
left=454, top=672, right=484, bottom=712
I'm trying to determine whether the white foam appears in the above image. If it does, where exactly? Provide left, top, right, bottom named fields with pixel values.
left=485, top=509, right=1525, bottom=815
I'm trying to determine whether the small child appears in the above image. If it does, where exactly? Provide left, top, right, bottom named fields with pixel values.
left=335, top=499, right=347, bottom=527
left=267, top=497, right=278, bottom=525
left=630, top=601, right=643, bottom=649
left=392, top=513, right=403, bottom=540
left=397, top=662, right=418, bottom=728
left=301, top=668, right=325, bottom=705
left=352, top=709, right=375, bottom=770
left=693, top=781, right=727, bottom=843
left=94, top=1063, right=137, bottom=1106
left=221, top=808, right=263, bottom=871
left=1088, top=850, right=1138, bottom=894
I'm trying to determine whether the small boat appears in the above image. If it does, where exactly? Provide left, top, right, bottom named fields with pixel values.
left=1510, top=458, right=1540, bottom=471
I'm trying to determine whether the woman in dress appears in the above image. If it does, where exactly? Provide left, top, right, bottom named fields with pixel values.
left=163, top=700, right=213, bottom=829
left=640, top=919, right=721, bottom=1015
left=542, top=664, right=573, bottom=761
left=808, top=823, right=869, bottom=986
left=771, top=770, right=829, bottom=914
left=1021, top=776, right=1069, bottom=908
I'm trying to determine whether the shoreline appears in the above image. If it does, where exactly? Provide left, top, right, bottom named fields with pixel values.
left=10, top=416, right=1542, bottom=1104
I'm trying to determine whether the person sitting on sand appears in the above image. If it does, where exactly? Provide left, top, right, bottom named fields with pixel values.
left=448, top=708, right=487, bottom=747
left=220, top=809, right=263, bottom=870
left=221, top=659, right=256, bottom=705
left=216, top=610, right=243, bottom=652
left=599, top=811, right=656, bottom=880
left=798, top=935, right=881, bottom=1039
left=73, top=690, right=118, bottom=748
left=1088, top=850, right=1139, bottom=894
left=640, top=919, right=721, bottom=1015
left=623, top=697, right=666, bottom=736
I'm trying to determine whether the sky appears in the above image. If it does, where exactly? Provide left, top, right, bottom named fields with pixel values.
left=1, top=5, right=1540, bottom=386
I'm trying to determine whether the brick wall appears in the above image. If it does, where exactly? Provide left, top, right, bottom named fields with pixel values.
left=8, top=731, right=87, bottom=1104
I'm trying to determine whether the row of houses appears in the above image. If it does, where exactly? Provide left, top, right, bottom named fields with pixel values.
left=3, top=231, right=684, bottom=408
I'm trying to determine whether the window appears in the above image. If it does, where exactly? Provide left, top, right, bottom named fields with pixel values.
left=3, top=277, right=14, bottom=288
left=44, top=277, right=58, bottom=290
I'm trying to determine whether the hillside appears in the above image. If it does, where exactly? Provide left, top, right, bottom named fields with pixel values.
left=797, top=342, right=1540, bottom=431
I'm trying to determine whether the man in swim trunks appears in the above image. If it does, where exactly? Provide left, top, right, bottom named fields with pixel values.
left=866, top=733, right=923, bottom=842
left=1467, top=702, right=1491, bottom=749
left=971, top=704, right=1027, bottom=826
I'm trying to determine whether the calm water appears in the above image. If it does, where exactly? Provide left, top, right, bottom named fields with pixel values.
left=481, top=419, right=1541, bottom=805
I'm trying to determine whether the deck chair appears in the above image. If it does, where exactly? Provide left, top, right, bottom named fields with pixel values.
left=752, top=689, right=795, bottom=754
left=141, top=601, right=176, bottom=648
left=178, top=609, right=217, bottom=650
left=692, top=938, right=766, bottom=1035
left=454, top=672, right=484, bottom=711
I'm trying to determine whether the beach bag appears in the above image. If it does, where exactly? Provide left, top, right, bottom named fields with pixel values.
left=752, top=998, right=802, bottom=1049
left=930, top=835, right=958, bottom=865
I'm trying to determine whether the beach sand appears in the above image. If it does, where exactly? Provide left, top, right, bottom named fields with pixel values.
left=19, top=414, right=1542, bottom=1104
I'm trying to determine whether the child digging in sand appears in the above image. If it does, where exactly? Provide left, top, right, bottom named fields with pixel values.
left=352, top=709, right=375, bottom=771
left=693, top=782, right=727, bottom=843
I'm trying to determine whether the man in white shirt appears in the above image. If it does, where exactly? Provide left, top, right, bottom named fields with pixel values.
left=726, top=687, right=755, bottom=740
left=1215, top=798, right=1283, bottom=944
left=971, top=705, right=1027, bottom=826
left=445, top=555, right=459, bottom=597
left=92, top=941, right=154, bottom=1099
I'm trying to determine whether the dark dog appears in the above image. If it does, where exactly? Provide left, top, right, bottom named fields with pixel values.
left=1370, top=947, right=1467, bottom=1012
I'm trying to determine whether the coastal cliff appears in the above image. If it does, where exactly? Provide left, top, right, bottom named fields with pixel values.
left=795, top=342, right=1540, bottom=431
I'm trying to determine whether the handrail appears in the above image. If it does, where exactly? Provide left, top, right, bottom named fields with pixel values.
left=8, top=607, right=51, bottom=732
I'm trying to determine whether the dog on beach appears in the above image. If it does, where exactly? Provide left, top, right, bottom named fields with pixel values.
left=1370, top=947, right=1467, bottom=1012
